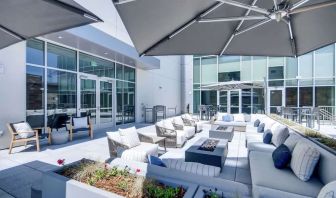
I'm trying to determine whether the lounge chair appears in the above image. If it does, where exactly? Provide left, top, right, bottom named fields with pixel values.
left=7, top=122, right=41, bottom=154
left=181, top=114, right=208, bottom=132
left=155, top=120, right=187, bottom=148
left=68, top=116, right=93, bottom=141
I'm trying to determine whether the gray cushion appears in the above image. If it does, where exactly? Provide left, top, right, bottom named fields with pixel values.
left=257, top=123, right=265, bottom=132
left=284, top=133, right=302, bottom=152
left=247, top=142, right=276, bottom=153
left=290, top=141, right=320, bottom=182
left=249, top=151, right=323, bottom=197
left=271, top=124, right=289, bottom=147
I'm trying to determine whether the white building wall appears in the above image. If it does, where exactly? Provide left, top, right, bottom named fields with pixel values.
left=136, top=56, right=182, bottom=123
left=0, top=42, right=26, bottom=149
left=181, top=56, right=194, bottom=114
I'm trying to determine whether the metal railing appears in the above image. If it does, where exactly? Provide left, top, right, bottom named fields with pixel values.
left=319, top=106, right=336, bottom=125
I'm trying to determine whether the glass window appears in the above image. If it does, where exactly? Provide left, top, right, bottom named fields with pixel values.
left=124, top=66, right=135, bottom=82
left=299, top=52, right=313, bottom=86
left=201, top=90, right=217, bottom=106
left=315, top=86, right=335, bottom=107
left=242, top=89, right=252, bottom=114
left=299, top=87, right=313, bottom=107
left=116, top=64, right=123, bottom=80
left=116, top=81, right=123, bottom=125
left=230, top=91, right=239, bottom=113
left=80, top=79, right=96, bottom=123
left=286, top=57, right=298, bottom=79
left=193, top=57, right=200, bottom=84
left=123, top=82, right=135, bottom=123
left=100, top=81, right=113, bottom=123
left=219, top=91, right=227, bottom=112
left=79, top=53, right=115, bottom=78
left=315, top=45, right=334, bottom=85
left=286, top=88, right=297, bottom=107
left=26, top=66, right=45, bottom=128
left=193, top=90, right=200, bottom=113
left=218, top=71, right=240, bottom=82
left=268, top=66, right=284, bottom=86
left=241, top=56, right=252, bottom=81
left=47, top=69, right=77, bottom=119
left=269, top=57, right=284, bottom=67
left=27, top=39, right=44, bottom=65
left=252, top=88, right=264, bottom=113
left=201, top=57, right=217, bottom=84
left=47, top=43, right=76, bottom=71
left=252, top=56, right=267, bottom=81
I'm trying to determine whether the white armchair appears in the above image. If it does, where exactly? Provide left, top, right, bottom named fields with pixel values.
left=172, top=117, right=195, bottom=139
left=181, top=114, right=208, bottom=132
left=106, top=127, right=158, bottom=163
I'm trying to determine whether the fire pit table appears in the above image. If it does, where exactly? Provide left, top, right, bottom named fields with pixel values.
left=185, top=137, right=228, bottom=168
left=209, top=125, right=234, bottom=141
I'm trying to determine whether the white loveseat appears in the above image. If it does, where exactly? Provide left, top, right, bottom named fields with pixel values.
left=214, top=113, right=249, bottom=132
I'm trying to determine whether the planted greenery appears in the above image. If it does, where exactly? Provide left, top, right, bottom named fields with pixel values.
left=59, top=160, right=186, bottom=198
left=270, top=114, right=336, bottom=150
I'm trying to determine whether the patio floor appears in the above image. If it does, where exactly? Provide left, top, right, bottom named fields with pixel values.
left=0, top=122, right=250, bottom=198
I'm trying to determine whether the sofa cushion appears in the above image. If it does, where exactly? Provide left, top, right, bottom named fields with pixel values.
left=254, top=119, right=260, bottom=127
left=248, top=142, right=276, bottom=153
left=119, top=127, right=141, bottom=148
left=264, top=120, right=276, bottom=131
left=291, top=141, right=320, bottom=181
left=72, top=117, right=88, bottom=129
left=162, top=159, right=221, bottom=177
left=234, top=114, right=245, bottom=122
left=175, top=130, right=187, bottom=146
left=284, top=133, right=302, bottom=152
left=249, top=151, right=323, bottom=197
left=213, top=120, right=247, bottom=127
left=271, top=124, right=289, bottom=147
left=183, top=126, right=195, bottom=138
left=257, top=123, right=265, bottom=132
left=120, top=142, right=158, bottom=162
left=263, top=130, right=273, bottom=144
left=318, top=181, right=336, bottom=198
left=272, top=144, right=292, bottom=169
left=148, top=155, right=166, bottom=167
left=13, top=122, right=35, bottom=138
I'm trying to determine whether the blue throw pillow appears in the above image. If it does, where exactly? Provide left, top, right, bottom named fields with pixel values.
left=272, top=144, right=292, bottom=169
left=254, top=119, right=260, bottom=127
left=263, top=130, right=273, bottom=144
left=147, top=155, right=166, bottom=167
left=257, top=123, right=265, bottom=132
left=222, top=115, right=232, bottom=122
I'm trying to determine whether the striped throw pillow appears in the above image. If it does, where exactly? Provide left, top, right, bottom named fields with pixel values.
left=290, top=141, right=320, bottom=181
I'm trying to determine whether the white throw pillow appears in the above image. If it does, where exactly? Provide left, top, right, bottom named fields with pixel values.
left=233, top=114, right=245, bottom=122
left=163, top=120, right=175, bottom=131
left=119, top=127, right=141, bottom=148
left=73, top=117, right=88, bottom=129
left=271, top=124, right=289, bottom=147
left=264, top=120, right=276, bottom=131
left=13, top=122, right=35, bottom=138
left=318, top=181, right=336, bottom=198
left=173, top=117, right=184, bottom=126
left=290, top=141, right=320, bottom=181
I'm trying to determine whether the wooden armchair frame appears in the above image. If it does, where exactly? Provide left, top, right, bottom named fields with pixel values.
left=7, top=123, right=40, bottom=154
left=68, top=116, right=93, bottom=141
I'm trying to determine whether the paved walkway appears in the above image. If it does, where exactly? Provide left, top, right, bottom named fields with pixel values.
left=0, top=122, right=250, bottom=198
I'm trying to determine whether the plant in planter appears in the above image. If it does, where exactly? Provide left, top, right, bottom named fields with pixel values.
left=58, top=159, right=186, bottom=198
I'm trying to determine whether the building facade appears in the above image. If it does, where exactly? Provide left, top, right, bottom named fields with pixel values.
left=189, top=44, right=336, bottom=114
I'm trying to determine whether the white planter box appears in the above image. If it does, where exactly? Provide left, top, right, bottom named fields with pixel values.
left=42, top=160, right=198, bottom=198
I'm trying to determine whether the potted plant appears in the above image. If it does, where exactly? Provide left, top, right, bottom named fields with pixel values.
left=42, top=159, right=198, bottom=198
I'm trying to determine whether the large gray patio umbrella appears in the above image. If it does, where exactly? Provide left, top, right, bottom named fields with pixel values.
left=0, top=0, right=102, bottom=49
left=113, top=0, right=336, bottom=57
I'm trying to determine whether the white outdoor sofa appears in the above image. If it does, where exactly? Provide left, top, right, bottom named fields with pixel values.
left=106, top=128, right=158, bottom=163
left=214, top=113, right=250, bottom=132
left=245, top=115, right=336, bottom=198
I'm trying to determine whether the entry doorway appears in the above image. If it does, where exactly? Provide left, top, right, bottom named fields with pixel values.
left=268, top=88, right=285, bottom=114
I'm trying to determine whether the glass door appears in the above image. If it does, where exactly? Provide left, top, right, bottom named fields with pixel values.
left=80, top=78, right=97, bottom=124
left=230, top=90, right=240, bottom=113
left=268, top=88, right=285, bottom=114
left=99, top=80, right=113, bottom=124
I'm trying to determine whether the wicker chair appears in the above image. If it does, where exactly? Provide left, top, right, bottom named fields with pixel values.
left=155, top=120, right=187, bottom=148
left=106, top=130, right=158, bottom=162
left=172, top=117, right=196, bottom=139
left=181, top=114, right=208, bottom=132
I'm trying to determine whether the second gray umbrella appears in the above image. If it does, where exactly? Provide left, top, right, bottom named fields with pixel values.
left=113, top=0, right=336, bottom=57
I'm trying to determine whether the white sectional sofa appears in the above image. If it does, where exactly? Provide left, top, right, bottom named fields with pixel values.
left=246, top=115, right=336, bottom=198
left=214, top=113, right=249, bottom=132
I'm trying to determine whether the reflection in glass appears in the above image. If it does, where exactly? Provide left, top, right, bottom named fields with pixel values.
left=242, top=89, right=252, bottom=113
left=47, top=69, right=77, bottom=120
left=252, top=56, right=267, bottom=81
left=193, top=91, right=200, bottom=113
left=286, top=57, right=298, bottom=84
left=201, top=56, right=217, bottom=84
left=270, top=90, right=282, bottom=113
left=116, top=81, right=123, bottom=125
left=241, top=56, right=252, bottom=81
left=47, top=43, right=76, bottom=71
left=315, top=86, right=335, bottom=107
left=299, top=87, right=313, bottom=107
left=252, top=88, right=264, bottom=113
left=79, top=53, right=115, bottom=78
left=268, top=66, right=284, bottom=86
left=299, top=53, right=313, bottom=86
left=80, top=79, right=96, bottom=124
left=201, top=91, right=217, bottom=106
left=286, top=88, right=297, bottom=107
left=124, top=66, right=135, bottom=82
left=193, top=58, right=200, bottom=83
left=219, top=91, right=227, bottom=112
left=27, top=39, right=44, bottom=65
left=123, top=82, right=135, bottom=123
left=230, top=91, right=239, bottom=113
left=116, top=64, right=123, bottom=80
left=26, top=66, right=45, bottom=127
left=218, top=71, right=240, bottom=82
left=100, top=81, right=113, bottom=123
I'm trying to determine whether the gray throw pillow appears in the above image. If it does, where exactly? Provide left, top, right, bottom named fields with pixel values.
left=290, top=141, right=320, bottom=181
left=284, top=133, right=302, bottom=152
left=257, top=123, right=265, bottom=133
left=254, top=119, right=260, bottom=127
left=271, top=124, right=289, bottom=147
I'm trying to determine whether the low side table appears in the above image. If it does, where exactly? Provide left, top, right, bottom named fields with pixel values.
left=151, top=136, right=167, bottom=152
left=209, top=125, right=234, bottom=142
